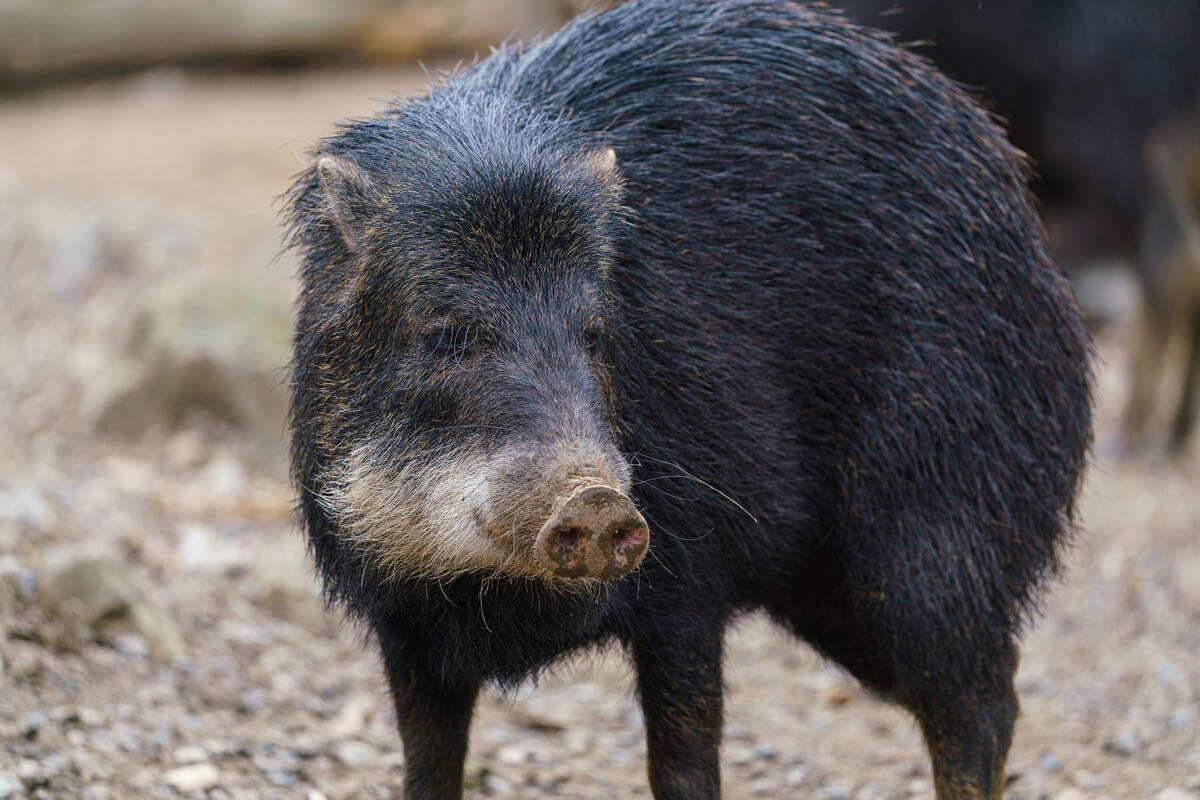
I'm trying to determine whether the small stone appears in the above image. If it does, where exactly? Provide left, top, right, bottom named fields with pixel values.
left=1168, top=709, right=1193, bottom=729
left=264, top=769, right=295, bottom=787
left=820, top=684, right=856, bottom=706
left=786, top=764, right=808, bottom=787
left=819, top=782, right=851, bottom=799
left=1155, top=789, right=1193, bottom=800
left=165, top=762, right=219, bottom=792
left=907, top=779, right=930, bottom=795
left=77, top=707, right=104, bottom=728
left=752, top=743, right=778, bottom=760
left=749, top=776, right=778, bottom=795
left=507, top=700, right=568, bottom=732
left=1053, top=789, right=1088, bottom=800
left=238, top=688, right=266, bottom=713
left=482, top=773, right=512, bottom=793
left=1039, top=752, right=1061, bottom=772
left=496, top=744, right=528, bottom=766
left=24, top=710, right=47, bottom=739
left=1104, top=730, right=1142, bottom=757
left=327, top=695, right=371, bottom=739
left=112, top=633, right=149, bottom=658
left=1071, top=770, right=1106, bottom=789
left=335, top=739, right=377, bottom=767
left=173, top=746, right=208, bottom=765
left=307, top=792, right=329, bottom=800
left=0, top=775, right=17, bottom=799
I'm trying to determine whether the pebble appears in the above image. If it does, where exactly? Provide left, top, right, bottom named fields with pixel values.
left=1155, top=789, right=1193, bottom=800
left=0, top=776, right=16, bottom=799
left=1168, top=709, right=1193, bottom=729
left=496, top=744, right=528, bottom=766
left=238, top=688, right=266, bottom=713
left=307, top=792, right=329, bottom=800
left=1105, top=730, right=1142, bottom=757
left=164, top=762, right=220, bottom=792
left=1039, top=752, right=1062, bottom=772
left=24, top=710, right=48, bottom=738
left=335, top=739, right=377, bottom=767
left=1052, top=790, right=1087, bottom=800
left=173, top=746, right=208, bottom=765
left=752, top=743, right=778, bottom=760
left=785, top=764, right=809, bottom=787
left=263, top=769, right=295, bottom=787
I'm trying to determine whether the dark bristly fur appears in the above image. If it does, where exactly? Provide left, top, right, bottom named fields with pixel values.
left=283, top=2, right=1093, bottom=798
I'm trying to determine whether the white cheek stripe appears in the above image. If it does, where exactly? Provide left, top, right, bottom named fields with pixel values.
left=318, top=445, right=513, bottom=581
left=317, top=438, right=632, bottom=584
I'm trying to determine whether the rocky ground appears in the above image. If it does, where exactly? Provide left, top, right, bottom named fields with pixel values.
left=0, top=66, right=1198, bottom=800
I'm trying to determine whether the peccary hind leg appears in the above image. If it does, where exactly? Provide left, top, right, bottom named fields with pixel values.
left=774, top=549, right=1020, bottom=800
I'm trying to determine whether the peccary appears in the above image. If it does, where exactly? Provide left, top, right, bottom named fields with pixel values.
left=841, top=0, right=1200, bottom=453
left=283, top=1, right=1093, bottom=798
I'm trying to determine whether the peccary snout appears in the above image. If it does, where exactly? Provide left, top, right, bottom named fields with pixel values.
left=536, top=485, right=649, bottom=579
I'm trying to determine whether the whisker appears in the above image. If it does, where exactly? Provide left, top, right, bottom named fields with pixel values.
left=632, top=454, right=759, bottom=523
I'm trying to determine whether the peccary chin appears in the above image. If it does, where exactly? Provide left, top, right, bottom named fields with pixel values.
left=306, top=104, right=634, bottom=581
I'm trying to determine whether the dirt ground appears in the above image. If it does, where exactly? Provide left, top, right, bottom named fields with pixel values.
left=0, top=65, right=1198, bottom=800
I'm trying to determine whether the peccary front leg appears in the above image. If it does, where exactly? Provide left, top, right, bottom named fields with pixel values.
left=631, top=624, right=725, bottom=800
left=379, top=639, right=479, bottom=800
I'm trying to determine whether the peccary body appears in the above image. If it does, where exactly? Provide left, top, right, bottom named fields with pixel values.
left=284, top=2, right=1093, bottom=798
left=842, top=0, right=1200, bottom=452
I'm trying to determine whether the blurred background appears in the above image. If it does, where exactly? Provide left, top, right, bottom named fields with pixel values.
left=0, top=1, right=1197, bottom=798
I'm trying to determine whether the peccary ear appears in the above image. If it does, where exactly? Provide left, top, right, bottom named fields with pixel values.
left=316, top=155, right=376, bottom=248
left=581, top=146, right=619, bottom=184
left=586, top=146, right=618, bottom=175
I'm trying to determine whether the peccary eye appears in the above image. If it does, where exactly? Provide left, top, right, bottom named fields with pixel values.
left=423, top=320, right=479, bottom=363
left=584, top=324, right=605, bottom=359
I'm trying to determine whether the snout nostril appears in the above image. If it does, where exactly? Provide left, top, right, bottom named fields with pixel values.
left=548, top=527, right=587, bottom=565
left=608, top=525, right=648, bottom=568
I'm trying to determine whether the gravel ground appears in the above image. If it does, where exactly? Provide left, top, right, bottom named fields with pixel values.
left=1, top=66, right=1198, bottom=800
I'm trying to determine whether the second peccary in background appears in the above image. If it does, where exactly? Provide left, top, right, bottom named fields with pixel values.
left=284, top=1, right=1093, bottom=798
left=842, top=0, right=1200, bottom=454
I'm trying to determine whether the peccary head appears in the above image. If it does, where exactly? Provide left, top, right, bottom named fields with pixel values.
left=286, top=95, right=647, bottom=584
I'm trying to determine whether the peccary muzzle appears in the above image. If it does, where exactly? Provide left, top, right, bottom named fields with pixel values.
left=536, top=484, right=649, bottom=579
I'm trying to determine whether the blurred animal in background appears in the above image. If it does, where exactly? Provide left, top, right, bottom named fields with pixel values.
left=839, top=0, right=1200, bottom=455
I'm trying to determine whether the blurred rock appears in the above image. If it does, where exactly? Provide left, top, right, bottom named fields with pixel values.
left=0, top=0, right=588, bottom=84
left=1155, top=788, right=1194, bottom=800
left=174, top=743, right=208, bottom=762
left=327, top=695, right=373, bottom=740
left=90, top=285, right=291, bottom=455
left=1039, top=752, right=1062, bottom=772
left=174, top=521, right=243, bottom=574
left=1105, top=730, right=1143, bottom=757
left=0, top=486, right=57, bottom=532
left=335, top=739, right=377, bottom=767
left=506, top=698, right=568, bottom=732
left=164, top=762, right=219, bottom=792
left=0, top=775, right=15, bottom=799
left=1052, top=790, right=1088, bottom=800
left=355, top=0, right=571, bottom=63
left=39, top=556, right=186, bottom=661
